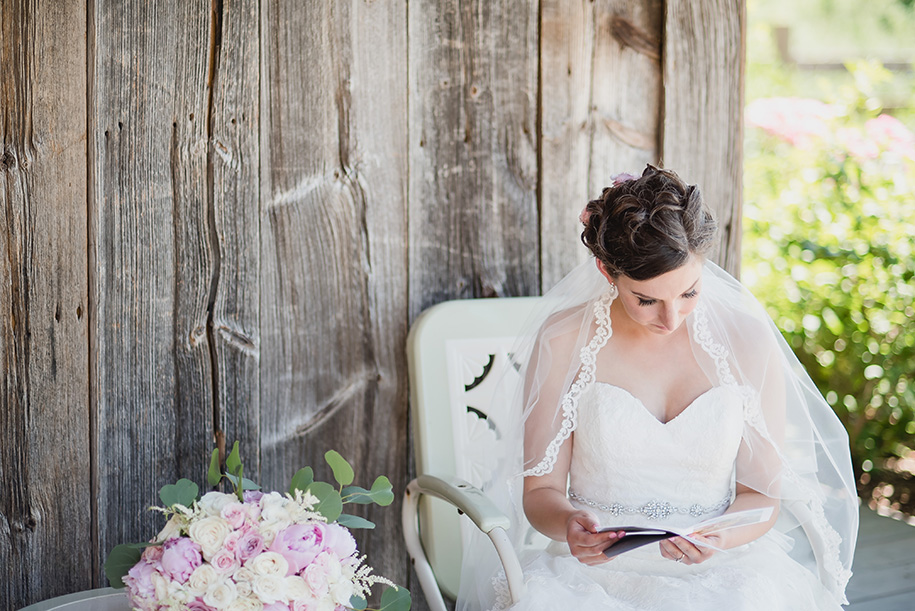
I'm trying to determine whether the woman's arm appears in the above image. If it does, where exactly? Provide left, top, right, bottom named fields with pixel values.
left=522, top=442, right=624, bottom=566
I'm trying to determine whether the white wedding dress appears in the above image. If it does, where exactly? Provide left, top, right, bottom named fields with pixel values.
left=502, top=381, right=843, bottom=611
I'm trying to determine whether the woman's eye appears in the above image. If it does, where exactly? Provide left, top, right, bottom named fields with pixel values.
left=682, top=290, right=699, bottom=299
left=637, top=298, right=656, bottom=306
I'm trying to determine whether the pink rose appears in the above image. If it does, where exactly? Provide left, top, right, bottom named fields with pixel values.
left=210, top=548, right=241, bottom=574
left=222, top=529, right=242, bottom=553
left=323, top=524, right=356, bottom=559
left=221, top=502, right=249, bottom=529
left=124, top=560, right=157, bottom=598
left=160, top=536, right=202, bottom=583
left=187, top=599, right=216, bottom=610
left=236, top=526, right=266, bottom=561
left=269, top=523, right=326, bottom=575
left=264, top=604, right=291, bottom=611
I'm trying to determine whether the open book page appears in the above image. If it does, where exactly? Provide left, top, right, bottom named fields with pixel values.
left=600, top=506, right=774, bottom=558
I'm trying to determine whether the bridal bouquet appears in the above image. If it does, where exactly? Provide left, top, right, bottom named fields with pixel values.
left=105, top=443, right=410, bottom=611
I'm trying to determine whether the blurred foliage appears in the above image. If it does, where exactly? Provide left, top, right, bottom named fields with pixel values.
left=743, top=63, right=915, bottom=493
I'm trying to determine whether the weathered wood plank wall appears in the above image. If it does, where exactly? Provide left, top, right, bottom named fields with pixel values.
left=1, top=0, right=91, bottom=606
left=0, top=1, right=744, bottom=609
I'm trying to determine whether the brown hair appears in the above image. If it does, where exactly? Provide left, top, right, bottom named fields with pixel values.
left=580, top=165, right=718, bottom=280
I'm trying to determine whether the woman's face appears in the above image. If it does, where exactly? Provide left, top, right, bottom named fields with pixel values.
left=598, top=256, right=704, bottom=335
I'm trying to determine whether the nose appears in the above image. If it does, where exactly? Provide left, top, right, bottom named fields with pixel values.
left=660, top=305, right=679, bottom=331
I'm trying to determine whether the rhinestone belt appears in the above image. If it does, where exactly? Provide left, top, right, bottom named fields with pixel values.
left=568, top=490, right=731, bottom=520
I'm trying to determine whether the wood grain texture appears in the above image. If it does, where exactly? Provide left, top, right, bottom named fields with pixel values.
left=408, top=0, right=540, bottom=317
left=259, top=0, right=410, bottom=590
left=91, top=0, right=215, bottom=577
left=0, top=1, right=91, bottom=607
left=540, top=0, right=663, bottom=290
left=661, top=0, right=745, bottom=275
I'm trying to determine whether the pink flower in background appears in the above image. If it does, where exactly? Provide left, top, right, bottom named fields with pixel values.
left=186, top=599, right=216, bottom=611
left=746, top=97, right=840, bottom=147
left=609, top=172, right=639, bottom=186
left=263, top=603, right=292, bottom=611
left=837, top=127, right=880, bottom=159
left=270, top=523, right=327, bottom=575
left=324, top=524, right=357, bottom=559
left=866, top=114, right=915, bottom=159
left=160, top=537, right=202, bottom=583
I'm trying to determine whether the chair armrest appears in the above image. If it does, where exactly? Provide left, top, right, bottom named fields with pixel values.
left=403, top=475, right=526, bottom=610
left=412, top=474, right=511, bottom=533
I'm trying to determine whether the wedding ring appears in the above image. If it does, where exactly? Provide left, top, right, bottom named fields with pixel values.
left=676, top=553, right=685, bottom=563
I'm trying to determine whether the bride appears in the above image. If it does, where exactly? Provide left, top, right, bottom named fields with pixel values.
left=458, top=166, right=858, bottom=610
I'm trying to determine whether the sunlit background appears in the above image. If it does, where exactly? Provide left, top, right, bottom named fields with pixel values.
left=744, top=0, right=915, bottom=521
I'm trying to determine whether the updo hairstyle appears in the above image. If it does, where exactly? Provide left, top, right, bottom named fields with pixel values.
left=580, top=165, right=719, bottom=281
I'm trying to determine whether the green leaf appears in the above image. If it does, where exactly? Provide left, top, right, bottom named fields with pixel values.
left=325, top=450, right=354, bottom=486
left=336, top=513, right=375, bottom=529
left=207, top=448, right=222, bottom=487
left=241, top=477, right=261, bottom=491
left=349, top=595, right=368, bottom=611
left=104, top=543, right=153, bottom=588
left=379, top=586, right=411, bottom=611
left=289, top=466, right=315, bottom=494
left=226, top=441, right=242, bottom=478
left=159, top=478, right=199, bottom=509
left=306, top=481, right=343, bottom=522
left=342, top=476, right=394, bottom=506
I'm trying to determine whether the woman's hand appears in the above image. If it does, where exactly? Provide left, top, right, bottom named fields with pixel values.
left=659, top=533, right=721, bottom=565
left=566, top=510, right=625, bottom=566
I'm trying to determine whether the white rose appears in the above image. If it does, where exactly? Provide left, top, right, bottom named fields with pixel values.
left=233, top=566, right=257, bottom=587
left=259, top=493, right=293, bottom=529
left=330, top=580, right=354, bottom=606
left=284, top=576, right=314, bottom=602
left=188, top=515, right=233, bottom=559
left=186, top=564, right=220, bottom=596
left=199, top=492, right=238, bottom=517
left=227, top=595, right=265, bottom=611
left=257, top=521, right=282, bottom=548
left=234, top=579, right=254, bottom=599
left=248, top=551, right=289, bottom=577
left=251, top=574, right=287, bottom=605
left=205, top=579, right=239, bottom=609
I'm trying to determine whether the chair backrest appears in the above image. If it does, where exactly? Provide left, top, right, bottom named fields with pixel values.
left=407, top=296, right=542, bottom=599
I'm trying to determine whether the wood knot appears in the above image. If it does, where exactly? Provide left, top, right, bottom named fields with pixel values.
left=610, top=15, right=660, bottom=61
left=1, top=150, right=16, bottom=171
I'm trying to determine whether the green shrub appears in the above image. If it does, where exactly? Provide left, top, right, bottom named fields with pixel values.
left=743, top=66, right=915, bottom=495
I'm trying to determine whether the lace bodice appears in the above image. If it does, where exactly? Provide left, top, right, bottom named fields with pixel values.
left=569, top=382, right=744, bottom=530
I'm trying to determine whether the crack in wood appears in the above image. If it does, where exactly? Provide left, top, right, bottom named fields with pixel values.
left=206, top=0, right=225, bottom=446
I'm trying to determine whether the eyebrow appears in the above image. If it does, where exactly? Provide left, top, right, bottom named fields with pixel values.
left=631, top=278, right=700, bottom=300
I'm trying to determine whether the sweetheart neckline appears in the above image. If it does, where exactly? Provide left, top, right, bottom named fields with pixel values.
left=590, top=382, right=730, bottom=426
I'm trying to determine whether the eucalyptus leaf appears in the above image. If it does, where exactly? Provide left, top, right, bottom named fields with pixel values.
left=159, top=478, right=199, bottom=509
left=226, top=441, right=242, bottom=477
left=104, top=543, right=154, bottom=588
left=336, top=513, right=375, bottom=529
left=343, top=476, right=394, bottom=506
left=241, top=477, right=261, bottom=491
left=325, top=450, right=354, bottom=486
left=379, top=586, right=411, bottom=611
left=207, top=448, right=221, bottom=487
left=349, top=595, right=368, bottom=611
left=306, top=481, right=343, bottom=522
left=289, top=466, right=315, bottom=494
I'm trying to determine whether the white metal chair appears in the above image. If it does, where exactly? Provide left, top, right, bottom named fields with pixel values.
left=402, top=297, right=547, bottom=610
